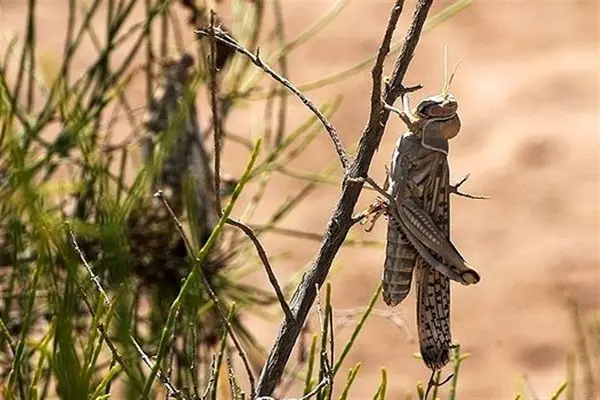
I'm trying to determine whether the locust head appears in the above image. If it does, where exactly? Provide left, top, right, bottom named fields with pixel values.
left=399, top=55, right=461, bottom=153
left=415, top=93, right=461, bottom=140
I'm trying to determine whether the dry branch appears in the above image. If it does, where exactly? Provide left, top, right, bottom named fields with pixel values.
left=205, top=15, right=294, bottom=326
left=253, top=0, right=434, bottom=395
left=201, top=0, right=434, bottom=395
left=208, top=12, right=223, bottom=217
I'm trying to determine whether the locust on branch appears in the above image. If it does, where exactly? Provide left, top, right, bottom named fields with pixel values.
left=363, top=59, right=486, bottom=371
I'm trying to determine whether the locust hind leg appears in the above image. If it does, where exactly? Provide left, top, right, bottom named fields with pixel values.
left=416, top=261, right=452, bottom=371
left=398, top=197, right=480, bottom=285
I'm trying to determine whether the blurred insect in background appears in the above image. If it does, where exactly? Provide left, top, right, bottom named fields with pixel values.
left=143, top=53, right=237, bottom=245
left=135, top=51, right=241, bottom=353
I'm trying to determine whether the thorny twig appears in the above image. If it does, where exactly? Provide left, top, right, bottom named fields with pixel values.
left=226, top=354, right=243, bottom=399
left=130, top=334, right=183, bottom=399
left=200, top=355, right=218, bottom=400
left=204, top=4, right=293, bottom=342
left=196, top=26, right=350, bottom=170
left=449, top=173, right=489, bottom=200
left=68, top=227, right=110, bottom=307
left=96, top=323, right=146, bottom=394
left=204, top=12, right=293, bottom=322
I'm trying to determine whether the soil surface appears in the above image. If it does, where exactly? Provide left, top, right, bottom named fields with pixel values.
left=1, top=0, right=598, bottom=398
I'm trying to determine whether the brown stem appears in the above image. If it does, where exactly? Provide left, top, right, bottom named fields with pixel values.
left=225, top=217, right=294, bottom=322
left=253, top=0, right=434, bottom=395
left=207, top=11, right=223, bottom=217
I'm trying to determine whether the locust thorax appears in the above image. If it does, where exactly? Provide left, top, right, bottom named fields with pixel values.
left=415, top=93, right=461, bottom=140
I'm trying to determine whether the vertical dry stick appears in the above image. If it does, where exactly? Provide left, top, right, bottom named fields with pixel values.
left=208, top=11, right=223, bottom=217
left=205, top=11, right=293, bottom=323
left=253, top=0, right=434, bottom=394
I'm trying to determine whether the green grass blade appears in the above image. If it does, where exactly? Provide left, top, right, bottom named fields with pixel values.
left=141, top=137, right=262, bottom=397
left=333, top=282, right=382, bottom=376
left=338, top=363, right=361, bottom=400
left=550, top=382, right=568, bottom=400
left=303, top=334, right=318, bottom=396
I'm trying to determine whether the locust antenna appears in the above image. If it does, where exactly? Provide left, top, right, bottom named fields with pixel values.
left=442, top=46, right=449, bottom=95
left=441, top=47, right=461, bottom=98
left=447, top=61, right=461, bottom=93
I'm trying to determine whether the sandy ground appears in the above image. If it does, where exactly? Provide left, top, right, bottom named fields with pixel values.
left=1, top=0, right=598, bottom=398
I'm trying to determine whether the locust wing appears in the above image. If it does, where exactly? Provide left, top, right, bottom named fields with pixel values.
left=383, top=218, right=419, bottom=307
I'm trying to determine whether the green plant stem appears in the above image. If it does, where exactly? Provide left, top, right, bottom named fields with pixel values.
left=142, top=138, right=262, bottom=398
left=333, top=282, right=382, bottom=376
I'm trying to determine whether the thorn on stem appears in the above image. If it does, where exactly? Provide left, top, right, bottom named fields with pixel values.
left=450, top=174, right=489, bottom=200
left=400, top=84, right=423, bottom=94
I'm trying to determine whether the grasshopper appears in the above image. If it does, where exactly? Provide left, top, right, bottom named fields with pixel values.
left=143, top=53, right=236, bottom=244
left=366, top=65, right=485, bottom=371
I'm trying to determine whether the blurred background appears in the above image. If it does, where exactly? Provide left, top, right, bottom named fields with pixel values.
left=1, top=0, right=598, bottom=398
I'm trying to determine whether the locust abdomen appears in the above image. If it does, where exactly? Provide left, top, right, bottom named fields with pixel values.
left=382, top=218, right=418, bottom=307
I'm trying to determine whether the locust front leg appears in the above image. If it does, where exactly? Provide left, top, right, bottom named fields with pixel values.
left=352, top=170, right=390, bottom=231
left=358, top=198, right=387, bottom=232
